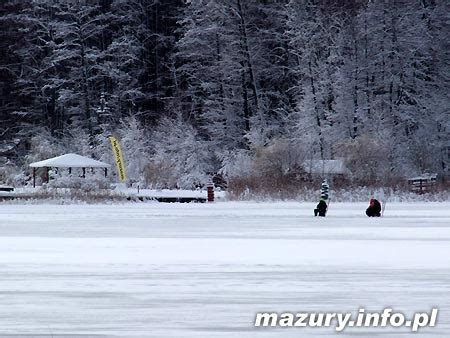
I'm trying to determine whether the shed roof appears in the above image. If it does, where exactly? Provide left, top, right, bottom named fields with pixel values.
left=303, top=159, right=348, bottom=175
left=29, top=153, right=111, bottom=168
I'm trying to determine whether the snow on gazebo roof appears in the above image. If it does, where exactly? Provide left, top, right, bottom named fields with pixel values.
left=29, top=153, right=111, bottom=168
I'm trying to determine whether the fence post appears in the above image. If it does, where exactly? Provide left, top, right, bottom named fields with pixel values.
left=207, top=181, right=214, bottom=202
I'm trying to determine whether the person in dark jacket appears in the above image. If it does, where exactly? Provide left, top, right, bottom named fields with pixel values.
left=366, top=198, right=382, bottom=217
left=314, top=199, right=328, bottom=217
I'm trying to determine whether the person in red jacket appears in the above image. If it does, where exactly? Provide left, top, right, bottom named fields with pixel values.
left=366, top=198, right=382, bottom=217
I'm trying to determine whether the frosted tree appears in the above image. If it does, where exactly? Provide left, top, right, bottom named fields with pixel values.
left=286, top=0, right=345, bottom=160
left=44, top=3, right=104, bottom=138
left=234, top=0, right=296, bottom=147
left=0, top=1, right=33, bottom=140
left=355, top=0, right=449, bottom=176
left=177, top=0, right=294, bottom=171
left=110, top=0, right=183, bottom=122
left=148, top=114, right=211, bottom=189
left=176, top=0, right=246, bottom=152
left=2, top=1, right=62, bottom=138
left=116, top=116, right=150, bottom=185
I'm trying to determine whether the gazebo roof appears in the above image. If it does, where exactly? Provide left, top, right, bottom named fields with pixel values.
left=29, top=153, right=111, bottom=168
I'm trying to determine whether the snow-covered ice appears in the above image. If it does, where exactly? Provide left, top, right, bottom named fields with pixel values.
left=0, top=201, right=449, bottom=337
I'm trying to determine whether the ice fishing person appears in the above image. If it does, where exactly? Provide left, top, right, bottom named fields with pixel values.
left=366, top=198, right=382, bottom=217
left=314, top=179, right=329, bottom=217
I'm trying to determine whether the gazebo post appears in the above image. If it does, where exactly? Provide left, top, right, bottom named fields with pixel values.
left=45, top=167, right=49, bottom=183
left=82, top=167, right=86, bottom=178
left=104, top=168, right=107, bottom=177
left=69, top=167, right=72, bottom=174
left=33, top=168, right=36, bottom=188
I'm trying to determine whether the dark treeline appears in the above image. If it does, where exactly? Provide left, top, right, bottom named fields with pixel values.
left=0, top=0, right=448, bottom=188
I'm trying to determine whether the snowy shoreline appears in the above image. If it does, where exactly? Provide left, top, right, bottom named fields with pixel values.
left=0, top=186, right=447, bottom=204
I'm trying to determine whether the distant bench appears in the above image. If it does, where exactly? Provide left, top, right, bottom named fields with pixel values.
left=0, top=186, right=14, bottom=192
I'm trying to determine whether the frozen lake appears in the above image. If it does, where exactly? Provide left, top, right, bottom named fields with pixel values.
left=0, top=201, right=449, bottom=337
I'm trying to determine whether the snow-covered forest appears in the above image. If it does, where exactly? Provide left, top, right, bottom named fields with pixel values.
left=1, top=0, right=448, bottom=190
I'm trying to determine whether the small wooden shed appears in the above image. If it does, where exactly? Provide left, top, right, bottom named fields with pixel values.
left=407, top=173, right=437, bottom=194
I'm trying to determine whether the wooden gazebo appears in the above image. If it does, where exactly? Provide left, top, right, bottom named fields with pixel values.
left=29, top=153, right=111, bottom=187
